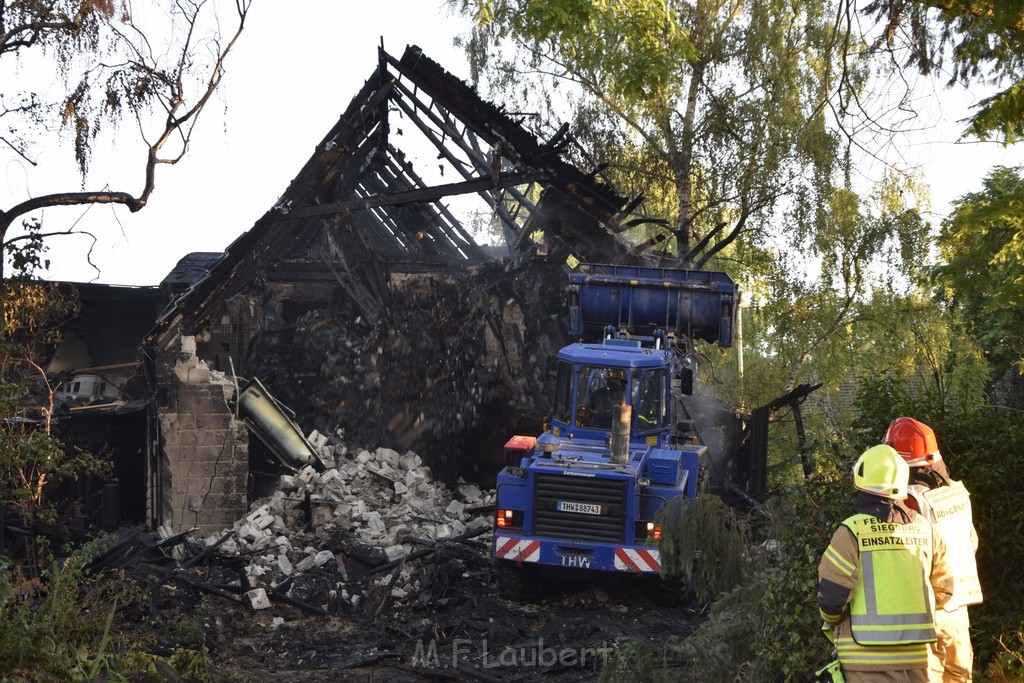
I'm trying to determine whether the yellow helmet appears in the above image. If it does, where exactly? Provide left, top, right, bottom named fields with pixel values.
left=852, top=445, right=909, bottom=499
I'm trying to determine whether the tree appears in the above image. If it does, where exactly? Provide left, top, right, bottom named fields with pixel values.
left=863, top=0, right=1024, bottom=141
left=933, top=165, right=1024, bottom=376
left=451, top=0, right=857, bottom=266
left=0, top=0, right=252, bottom=291
left=0, top=245, right=108, bottom=570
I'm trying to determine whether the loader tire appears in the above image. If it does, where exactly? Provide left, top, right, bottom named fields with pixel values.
left=695, top=463, right=710, bottom=496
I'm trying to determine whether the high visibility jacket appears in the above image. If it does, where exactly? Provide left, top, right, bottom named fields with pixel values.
left=911, top=481, right=983, bottom=611
left=841, top=514, right=937, bottom=645
left=818, top=508, right=952, bottom=672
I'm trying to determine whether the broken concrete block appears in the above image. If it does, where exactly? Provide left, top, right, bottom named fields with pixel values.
left=238, top=523, right=263, bottom=543
left=279, top=475, right=297, bottom=490
left=311, top=504, right=335, bottom=529
left=249, top=512, right=274, bottom=530
left=445, top=500, right=466, bottom=516
left=246, top=588, right=271, bottom=610
left=277, top=554, right=293, bottom=576
left=376, top=447, right=401, bottom=469
left=242, top=505, right=268, bottom=520
left=322, top=480, right=346, bottom=503
left=314, top=550, right=334, bottom=567
left=399, top=451, right=422, bottom=471
left=253, top=534, right=278, bottom=551
left=320, top=469, right=343, bottom=485
left=307, top=430, right=328, bottom=450
left=180, top=335, right=197, bottom=356
left=459, top=484, right=482, bottom=503
left=297, top=465, right=317, bottom=485
left=355, top=450, right=372, bottom=465
left=384, top=545, right=408, bottom=562
left=394, top=481, right=409, bottom=496
left=294, top=554, right=317, bottom=573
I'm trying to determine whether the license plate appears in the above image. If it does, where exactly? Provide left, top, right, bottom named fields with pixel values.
left=557, top=501, right=602, bottom=515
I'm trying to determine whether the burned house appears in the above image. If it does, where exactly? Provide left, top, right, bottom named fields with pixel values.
left=140, top=45, right=670, bottom=534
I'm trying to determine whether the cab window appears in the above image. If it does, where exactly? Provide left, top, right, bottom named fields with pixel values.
left=635, top=368, right=666, bottom=431
left=552, top=361, right=573, bottom=424
left=575, top=366, right=627, bottom=429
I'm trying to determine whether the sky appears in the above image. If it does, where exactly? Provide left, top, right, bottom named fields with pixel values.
left=4, top=1, right=1022, bottom=287
left=4, top=1, right=476, bottom=286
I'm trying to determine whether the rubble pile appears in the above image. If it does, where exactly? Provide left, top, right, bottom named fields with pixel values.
left=199, top=443, right=496, bottom=612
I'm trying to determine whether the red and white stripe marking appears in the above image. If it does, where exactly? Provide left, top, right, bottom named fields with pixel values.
left=614, top=548, right=661, bottom=573
left=494, top=536, right=541, bottom=563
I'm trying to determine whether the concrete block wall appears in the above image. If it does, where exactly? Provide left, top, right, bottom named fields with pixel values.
left=157, top=334, right=249, bottom=533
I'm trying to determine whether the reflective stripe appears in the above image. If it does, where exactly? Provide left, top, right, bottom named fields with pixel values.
left=921, top=482, right=984, bottom=609
left=836, top=636, right=928, bottom=666
left=843, top=514, right=937, bottom=646
left=824, top=545, right=855, bottom=576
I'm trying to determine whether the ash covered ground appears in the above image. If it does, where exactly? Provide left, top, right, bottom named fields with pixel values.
left=111, top=440, right=705, bottom=681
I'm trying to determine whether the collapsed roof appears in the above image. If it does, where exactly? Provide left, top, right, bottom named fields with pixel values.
left=156, top=45, right=655, bottom=336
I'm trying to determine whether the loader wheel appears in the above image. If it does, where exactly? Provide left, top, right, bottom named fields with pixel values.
left=696, top=463, right=710, bottom=496
left=653, top=574, right=694, bottom=606
left=495, top=560, right=537, bottom=602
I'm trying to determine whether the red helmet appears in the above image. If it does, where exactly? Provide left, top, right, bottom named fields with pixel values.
left=883, top=417, right=942, bottom=468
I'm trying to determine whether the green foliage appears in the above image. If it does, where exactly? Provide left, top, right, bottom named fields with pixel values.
left=599, top=578, right=772, bottom=681
left=0, top=542, right=142, bottom=678
left=860, top=0, right=1024, bottom=141
left=658, top=494, right=755, bottom=603
left=749, top=466, right=852, bottom=681
left=0, top=273, right=110, bottom=536
left=452, top=0, right=855, bottom=263
left=848, top=370, right=1024, bottom=678
left=984, top=631, right=1024, bottom=682
left=933, top=165, right=1024, bottom=375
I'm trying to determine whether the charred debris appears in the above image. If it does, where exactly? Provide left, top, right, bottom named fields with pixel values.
left=23, top=45, right=815, bottom=546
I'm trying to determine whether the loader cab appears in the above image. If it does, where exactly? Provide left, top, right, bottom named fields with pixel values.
left=548, top=342, right=671, bottom=444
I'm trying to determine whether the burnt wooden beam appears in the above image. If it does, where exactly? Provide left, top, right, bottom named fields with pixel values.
left=286, top=172, right=541, bottom=221
left=356, top=173, right=445, bottom=258
left=388, top=46, right=628, bottom=220
left=390, top=89, right=536, bottom=249
left=394, top=77, right=541, bottom=220
left=382, top=146, right=487, bottom=260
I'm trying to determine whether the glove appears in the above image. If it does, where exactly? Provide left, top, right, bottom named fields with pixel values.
left=814, top=658, right=844, bottom=682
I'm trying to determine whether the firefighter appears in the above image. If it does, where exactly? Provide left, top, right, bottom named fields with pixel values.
left=885, top=417, right=982, bottom=682
left=818, top=444, right=954, bottom=682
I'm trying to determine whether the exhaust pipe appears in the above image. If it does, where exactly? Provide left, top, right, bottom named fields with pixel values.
left=610, top=402, right=631, bottom=464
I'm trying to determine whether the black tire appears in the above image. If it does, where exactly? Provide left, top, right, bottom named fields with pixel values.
left=495, top=560, right=538, bottom=602
left=655, top=574, right=694, bottom=605
left=695, top=463, right=710, bottom=496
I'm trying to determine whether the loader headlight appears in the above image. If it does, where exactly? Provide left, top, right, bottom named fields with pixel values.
left=508, top=466, right=526, bottom=478
left=637, top=477, right=651, bottom=487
